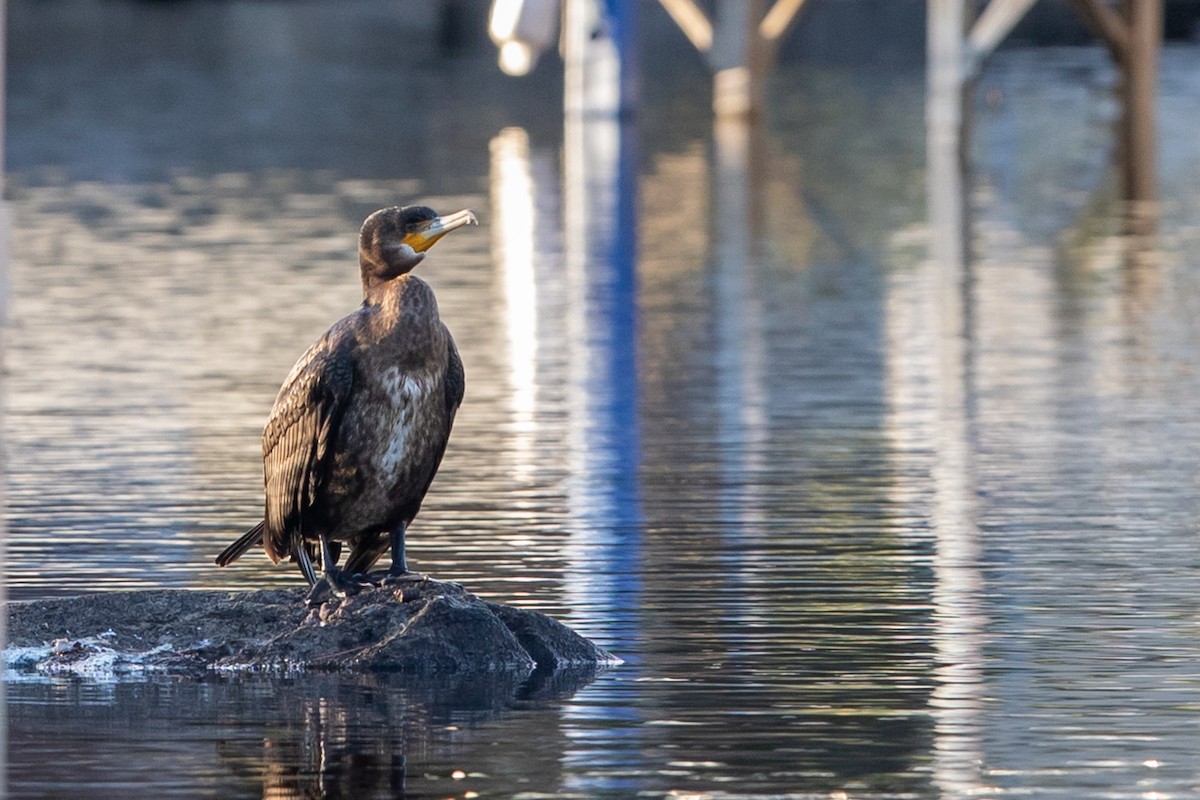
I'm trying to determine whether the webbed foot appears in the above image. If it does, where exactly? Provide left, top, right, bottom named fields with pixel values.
left=305, top=568, right=374, bottom=607
left=378, top=570, right=427, bottom=586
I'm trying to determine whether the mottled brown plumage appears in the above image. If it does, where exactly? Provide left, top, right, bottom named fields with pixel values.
left=216, top=205, right=476, bottom=603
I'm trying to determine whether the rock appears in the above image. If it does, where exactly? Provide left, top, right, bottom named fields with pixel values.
left=5, top=579, right=618, bottom=678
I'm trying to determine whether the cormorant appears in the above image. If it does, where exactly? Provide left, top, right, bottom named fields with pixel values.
left=215, top=205, right=477, bottom=604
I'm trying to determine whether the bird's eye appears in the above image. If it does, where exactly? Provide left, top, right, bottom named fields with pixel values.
left=404, top=222, right=418, bottom=234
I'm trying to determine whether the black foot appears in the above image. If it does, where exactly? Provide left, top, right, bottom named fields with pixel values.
left=305, top=568, right=373, bottom=607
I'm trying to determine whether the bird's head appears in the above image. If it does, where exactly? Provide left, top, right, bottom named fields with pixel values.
left=358, top=205, right=478, bottom=292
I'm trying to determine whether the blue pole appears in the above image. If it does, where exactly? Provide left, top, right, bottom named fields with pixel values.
left=603, top=0, right=640, bottom=115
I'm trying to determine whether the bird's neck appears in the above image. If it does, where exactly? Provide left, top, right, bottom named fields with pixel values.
left=361, top=274, right=389, bottom=300
left=361, top=274, right=437, bottom=317
left=361, top=272, right=409, bottom=303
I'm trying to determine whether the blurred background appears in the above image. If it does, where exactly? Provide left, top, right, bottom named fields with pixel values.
left=5, top=0, right=1200, bottom=798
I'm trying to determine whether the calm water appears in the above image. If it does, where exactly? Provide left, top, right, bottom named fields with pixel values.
left=6, top=1, right=1200, bottom=797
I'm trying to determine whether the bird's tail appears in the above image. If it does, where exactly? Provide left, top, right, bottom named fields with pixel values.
left=215, top=521, right=265, bottom=567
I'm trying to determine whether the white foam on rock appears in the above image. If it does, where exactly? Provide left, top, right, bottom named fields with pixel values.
left=4, top=636, right=176, bottom=682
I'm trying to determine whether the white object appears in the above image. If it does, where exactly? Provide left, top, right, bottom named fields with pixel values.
left=489, top=0, right=560, bottom=76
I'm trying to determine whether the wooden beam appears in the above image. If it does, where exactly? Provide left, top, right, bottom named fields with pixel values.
left=1122, top=0, right=1161, bottom=205
left=760, top=0, right=809, bottom=44
left=1064, top=0, right=1131, bottom=62
left=657, top=0, right=713, bottom=53
left=965, top=0, right=1040, bottom=74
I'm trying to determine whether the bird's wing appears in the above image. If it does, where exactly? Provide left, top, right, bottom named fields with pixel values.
left=445, top=334, right=465, bottom=420
left=261, top=329, right=355, bottom=564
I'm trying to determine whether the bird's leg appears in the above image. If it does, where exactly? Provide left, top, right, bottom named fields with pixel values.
left=294, top=541, right=319, bottom=586
left=382, top=522, right=425, bottom=585
left=304, top=533, right=370, bottom=606
left=299, top=539, right=331, bottom=606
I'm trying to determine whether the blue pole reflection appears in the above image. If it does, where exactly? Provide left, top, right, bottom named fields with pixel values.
left=561, top=111, right=642, bottom=642
left=560, top=0, right=643, bottom=650
left=560, top=1, right=645, bottom=793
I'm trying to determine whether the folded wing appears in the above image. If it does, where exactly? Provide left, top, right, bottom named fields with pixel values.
left=261, top=334, right=355, bottom=566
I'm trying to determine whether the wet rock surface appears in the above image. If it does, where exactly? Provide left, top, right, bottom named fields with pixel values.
left=6, top=579, right=617, bottom=678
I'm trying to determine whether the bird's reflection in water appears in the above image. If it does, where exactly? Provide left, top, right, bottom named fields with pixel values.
left=213, top=667, right=602, bottom=799
left=255, top=730, right=406, bottom=800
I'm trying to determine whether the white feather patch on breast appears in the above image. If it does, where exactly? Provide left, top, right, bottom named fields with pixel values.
left=377, top=366, right=438, bottom=481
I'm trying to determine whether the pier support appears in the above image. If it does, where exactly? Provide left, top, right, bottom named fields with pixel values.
left=927, top=0, right=972, bottom=272
left=711, top=0, right=769, bottom=119
left=1065, top=0, right=1161, bottom=209
left=657, top=0, right=809, bottom=118
left=929, top=0, right=1161, bottom=205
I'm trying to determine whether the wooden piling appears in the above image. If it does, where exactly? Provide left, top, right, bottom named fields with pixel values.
left=1064, top=0, right=1162, bottom=206
left=655, top=0, right=809, bottom=119
left=1123, top=0, right=1160, bottom=207
left=711, top=0, right=769, bottom=119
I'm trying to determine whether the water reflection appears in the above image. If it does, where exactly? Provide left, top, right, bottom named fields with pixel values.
left=9, top=669, right=601, bottom=799
left=8, top=1, right=1200, bottom=795
left=633, top=83, right=937, bottom=795
left=883, top=246, right=984, bottom=796
left=559, top=92, right=646, bottom=792
left=561, top=107, right=643, bottom=648
left=912, top=35, right=1197, bottom=799
left=489, top=127, right=544, bottom=483
left=922, top=37, right=988, bottom=795
left=711, top=117, right=770, bottom=585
